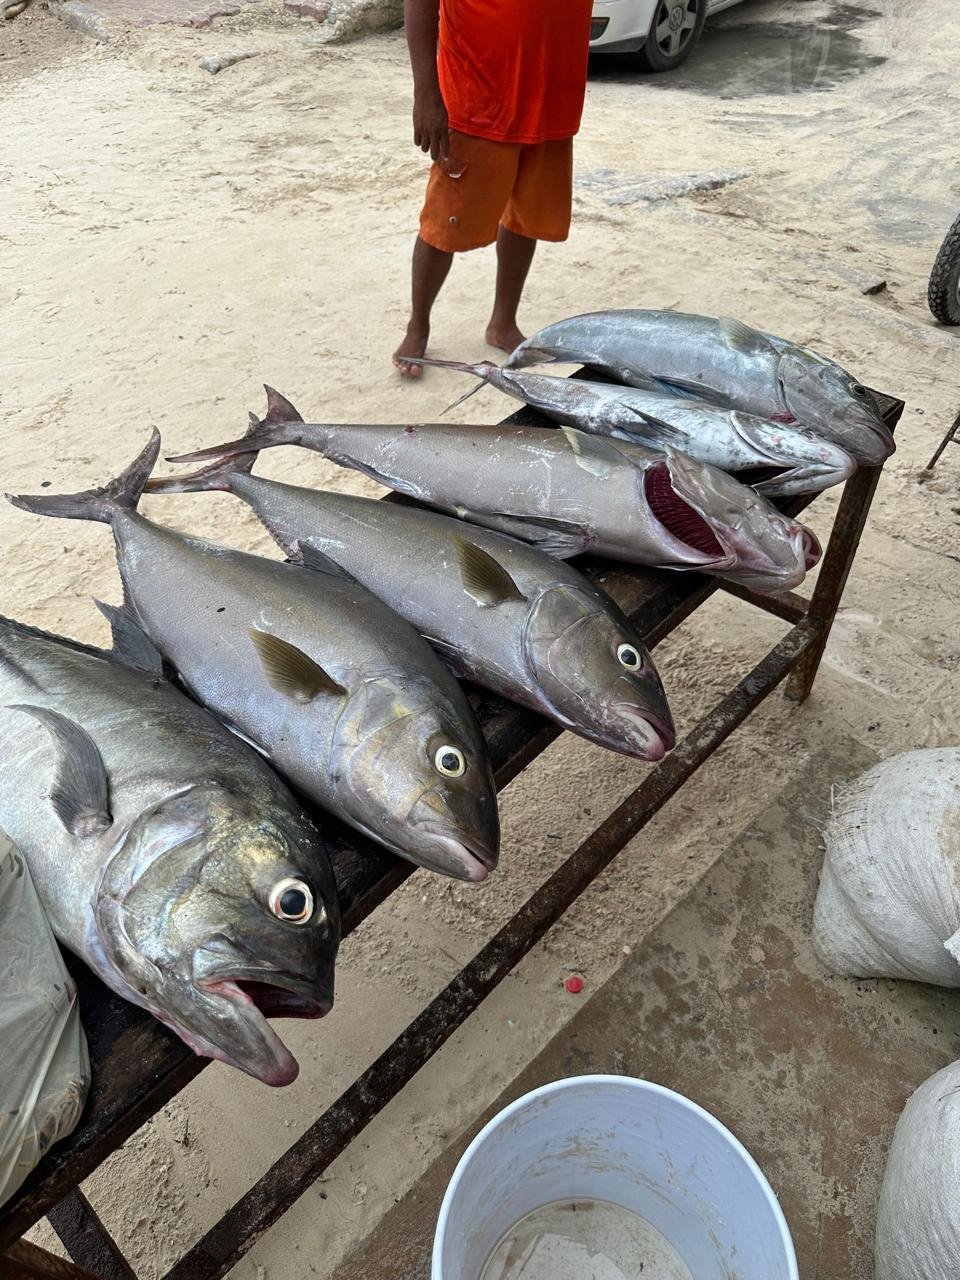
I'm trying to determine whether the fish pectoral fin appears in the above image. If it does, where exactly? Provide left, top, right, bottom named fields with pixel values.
left=455, top=536, right=528, bottom=608
left=10, top=704, right=112, bottom=836
left=489, top=513, right=588, bottom=560
left=294, top=541, right=361, bottom=585
left=94, top=599, right=164, bottom=676
left=559, top=425, right=629, bottom=478
left=250, top=630, right=347, bottom=703
left=718, top=317, right=775, bottom=357
left=621, top=406, right=684, bottom=440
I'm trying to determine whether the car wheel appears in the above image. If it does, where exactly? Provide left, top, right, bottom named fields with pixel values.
left=928, top=213, right=960, bottom=326
left=637, top=0, right=707, bottom=71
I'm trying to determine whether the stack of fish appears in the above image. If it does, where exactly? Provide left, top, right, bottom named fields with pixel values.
left=2, top=309, right=890, bottom=1085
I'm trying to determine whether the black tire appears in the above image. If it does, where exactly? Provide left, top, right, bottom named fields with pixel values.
left=637, top=0, right=708, bottom=72
left=928, top=213, right=960, bottom=326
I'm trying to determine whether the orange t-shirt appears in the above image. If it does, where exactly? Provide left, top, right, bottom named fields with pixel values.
left=438, top=0, right=593, bottom=146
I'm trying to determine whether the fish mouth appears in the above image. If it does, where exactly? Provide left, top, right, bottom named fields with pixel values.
left=709, top=519, right=809, bottom=592
left=198, top=972, right=333, bottom=1086
left=643, top=464, right=732, bottom=567
left=862, top=423, right=896, bottom=463
left=800, top=525, right=821, bottom=569
left=730, top=414, right=858, bottom=496
left=414, top=825, right=498, bottom=883
left=741, top=455, right=857, bottom=496
left=735, top=463, right=797, bottom=490
left=612, top=703, right=676, bottom=761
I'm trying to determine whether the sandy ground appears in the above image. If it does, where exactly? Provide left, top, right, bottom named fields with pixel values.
left=3, top=0, right=960, bottom=1275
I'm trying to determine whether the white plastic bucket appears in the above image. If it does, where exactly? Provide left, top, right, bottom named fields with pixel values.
left=432, top=1075, right=799, bottom=1280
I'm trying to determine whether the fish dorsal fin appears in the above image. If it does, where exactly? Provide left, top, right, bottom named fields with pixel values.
left=94, top=599, right=163, bottom=675
left=455, top=537, right=528, bottom=608
left=295, top=542, right=361, bottom=585
left=11, top=704, right=112, bottom=836
left=250, top=630, right=347, bottom=703
left=718, top=317, right=775, bottom=356
left=559, top=425, right=627, bottom=477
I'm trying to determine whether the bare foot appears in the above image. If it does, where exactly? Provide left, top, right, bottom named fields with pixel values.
left=485, top=320, right=526, bottom=355
left=393, top=324, right=429, bottom=378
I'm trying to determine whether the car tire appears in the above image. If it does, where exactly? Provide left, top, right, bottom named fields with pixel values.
left=928, top=213, right=960, bottom=326
left=637, top=0, right=708, bottom=71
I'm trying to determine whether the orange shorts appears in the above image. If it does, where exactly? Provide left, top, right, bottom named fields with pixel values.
left=419, top=131, right=574, bottom=254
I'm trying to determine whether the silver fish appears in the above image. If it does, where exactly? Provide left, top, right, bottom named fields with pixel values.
left=8, top=434, right=499, bottom=883
left=0, top=614, right=339, bottom=1086
left=411, top=359, right=856, bottom=498
left=167, top=388, right=818, bottom=595
left=147, top=455, right=676, bottom=762
left=506, top=310, right=895, bottom=466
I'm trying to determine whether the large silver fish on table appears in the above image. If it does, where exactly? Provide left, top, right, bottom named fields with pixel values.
left=409, top=359, right=856, bottom=498
left=147, top=456, right=676, bottom=762
left=8, top=435, right=499, bottom=883
left=0, top=615, right=339, bottom=1086
left=506, top=310, right=895, bottom=466
left=168, top=388, right=818, bottom=595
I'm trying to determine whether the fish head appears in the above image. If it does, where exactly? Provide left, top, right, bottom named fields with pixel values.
left=661, top=447, right=810, bottom=593
left=332, top=675, right=499, bottom=882
left=776, top=351, right=895, bottom=465
left=729, top=411, right=858, bottom=496
left=522, top=584, right=675, bottom=761
left=98, top=783, right=339, bottom=1086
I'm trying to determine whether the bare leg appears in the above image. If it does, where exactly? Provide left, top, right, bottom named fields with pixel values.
left=393, top=235, right=454, bottom=378
left=485, top=225, right=536, bottom=353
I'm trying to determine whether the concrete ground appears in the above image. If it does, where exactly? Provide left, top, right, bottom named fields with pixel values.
left=3, top=0, right=960, bottom=1276
left=328, top=740, right=959, bottom=1278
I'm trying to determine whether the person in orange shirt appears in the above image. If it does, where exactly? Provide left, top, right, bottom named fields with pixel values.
left=393, top=0, right=594, bottom=377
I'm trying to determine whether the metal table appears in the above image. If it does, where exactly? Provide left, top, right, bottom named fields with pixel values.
left=0, top=389, right=904, bottom=1280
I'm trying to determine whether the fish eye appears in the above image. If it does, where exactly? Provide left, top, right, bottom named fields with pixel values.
left=851, top=384, right=868, bottom=397
left=269, top=877, right=314, bottom=924
left=434, top=745, right=466, bottom=778
left=617, top=643, right=643, bottom=670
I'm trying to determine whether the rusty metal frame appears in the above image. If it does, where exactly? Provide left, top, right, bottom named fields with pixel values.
left=2, top=397, right=901, bottom=1280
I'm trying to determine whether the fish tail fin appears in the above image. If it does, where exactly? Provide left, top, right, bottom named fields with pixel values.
left=146, top=416, right=259, bottom=495
left=400, top=358, right=495, bottom=414
left=166, top=385, right=304, bottom=467
left=442, top=381, right=485, bottom=415
left=6, top=429, right=160, bottom=524
left=144, top=451, right=255, bottom=495
left=402, top=357, right=493, bottom=376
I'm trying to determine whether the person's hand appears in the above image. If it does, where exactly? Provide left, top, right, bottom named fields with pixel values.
left=413, top=87, right=449, bottom=163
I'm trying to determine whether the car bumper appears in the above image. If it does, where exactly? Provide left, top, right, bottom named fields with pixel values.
left=590, top=0, right=657, bottom=51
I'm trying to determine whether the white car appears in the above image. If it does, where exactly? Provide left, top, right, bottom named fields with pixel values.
left=591, top=0, right=747, bottom=70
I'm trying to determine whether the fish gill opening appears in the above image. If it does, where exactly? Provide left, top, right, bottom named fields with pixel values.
left=643, top=465, right=725, bottom=557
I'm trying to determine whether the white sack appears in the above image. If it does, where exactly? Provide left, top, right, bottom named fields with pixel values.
left=876, top=1059, right=960, bottom=1280
left=812, top=748, right=960, bottom=985
left=0, top=829, right=89, bottom=1208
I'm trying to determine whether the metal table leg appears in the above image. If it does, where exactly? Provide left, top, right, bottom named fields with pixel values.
left=785, top=464, right=883, bottom=704
left=46, top=1192, right=137, bottom=1280
left=3, top=1240, right=102, bottom=1280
